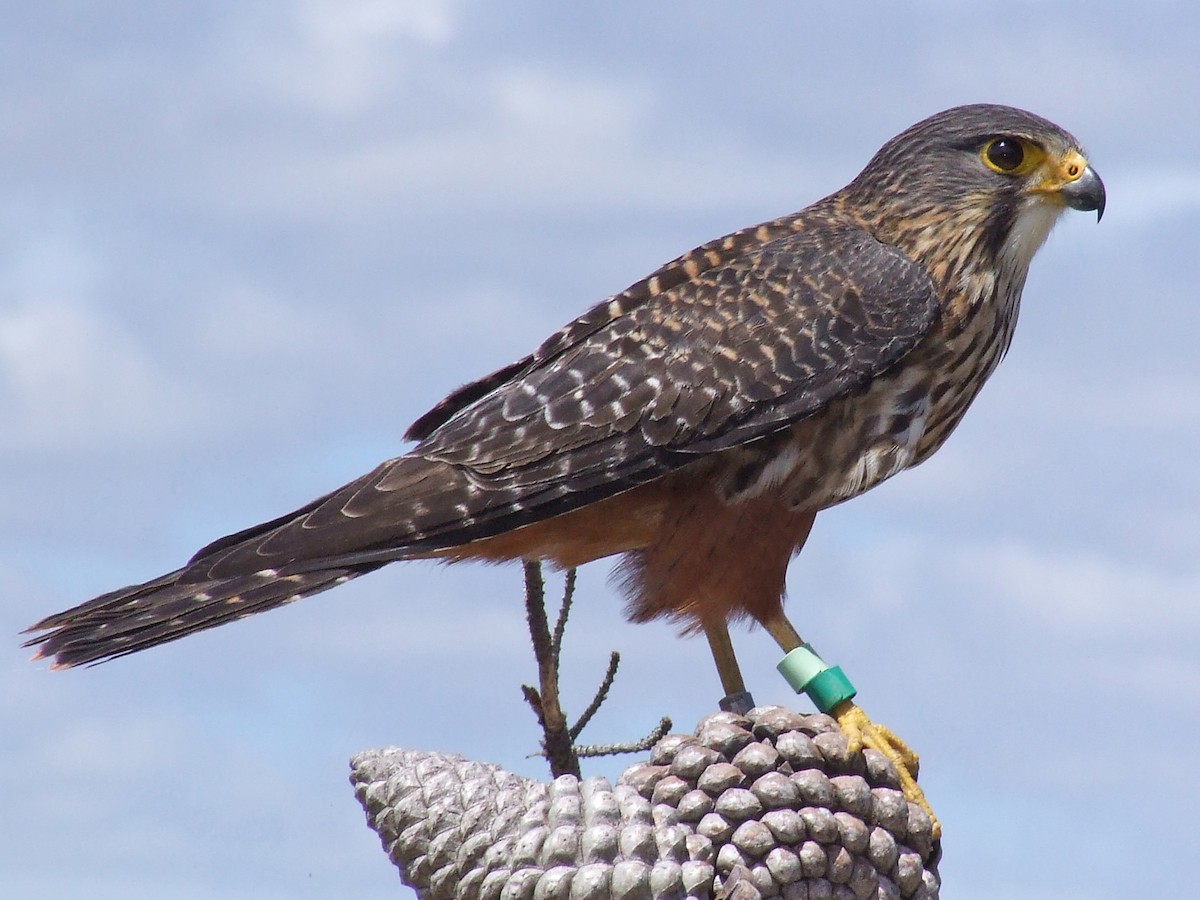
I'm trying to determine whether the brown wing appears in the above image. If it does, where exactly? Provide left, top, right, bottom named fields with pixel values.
left=200, top=215, right=939, bottom=572
left=25, top=213, right=938, bottom=666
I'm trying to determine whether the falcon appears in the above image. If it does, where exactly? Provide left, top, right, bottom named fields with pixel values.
left=26, top=104, right=1104, bottom=833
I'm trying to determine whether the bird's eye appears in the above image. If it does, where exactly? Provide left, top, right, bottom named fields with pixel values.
left=983, top=137, right=1026, bottom=173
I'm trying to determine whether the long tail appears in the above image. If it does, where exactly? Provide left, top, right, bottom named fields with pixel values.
left=23, top=451, right=601, bottom=668
left=23, top=562, right=384, bottom=668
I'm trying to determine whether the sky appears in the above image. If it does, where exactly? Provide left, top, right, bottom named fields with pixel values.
left=2, top=2, right=1198, bottom=898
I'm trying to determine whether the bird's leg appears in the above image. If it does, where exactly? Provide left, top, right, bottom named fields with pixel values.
left=703, top=621, right=756, bottom=715
left=760, top=614, right=803, bottom=652
left=761, top=611, right=941, bottom=839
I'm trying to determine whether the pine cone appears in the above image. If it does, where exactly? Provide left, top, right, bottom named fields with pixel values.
left=351, top=706, right=940, bottom=900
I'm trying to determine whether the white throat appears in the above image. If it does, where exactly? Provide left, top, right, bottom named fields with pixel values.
left=1001, top=199, right=1066, bottom=279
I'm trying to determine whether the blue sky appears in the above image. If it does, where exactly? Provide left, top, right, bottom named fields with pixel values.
left=3, top=2, right=1198, bottom=898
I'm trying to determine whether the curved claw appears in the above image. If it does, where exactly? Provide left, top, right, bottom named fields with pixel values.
left=832, top=700, right=941, bottom=840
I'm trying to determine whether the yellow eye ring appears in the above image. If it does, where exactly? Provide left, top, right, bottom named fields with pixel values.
left=981, top=136, right=1043, bottom=176
left=985, top=138, right=1023, bottom=171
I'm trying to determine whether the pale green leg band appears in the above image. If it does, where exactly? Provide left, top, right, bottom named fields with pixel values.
left=777, top=643, right=857, bottom=713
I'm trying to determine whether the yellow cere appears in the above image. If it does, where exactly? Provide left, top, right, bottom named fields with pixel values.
left=981, top=135, right=1092, bottom=201
left=1027, top=147, right=1091, bottom=197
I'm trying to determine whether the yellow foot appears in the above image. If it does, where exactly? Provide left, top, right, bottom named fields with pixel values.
left=831, top=700, right=942, bottom=840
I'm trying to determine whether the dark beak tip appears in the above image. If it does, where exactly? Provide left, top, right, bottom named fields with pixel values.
left=1062, top=166, right=1106, bottom=222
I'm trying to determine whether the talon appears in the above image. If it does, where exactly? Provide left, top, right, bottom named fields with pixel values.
left=831, top=700, right=941, bottom=839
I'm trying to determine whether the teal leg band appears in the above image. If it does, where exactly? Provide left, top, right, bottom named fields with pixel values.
left=777, top=644, right=857, bottom=713
left=803, top=666, right=856, bottom=712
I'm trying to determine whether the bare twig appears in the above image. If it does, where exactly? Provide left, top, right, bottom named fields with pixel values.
left=521, top=561, right=579, bottom=778
left=568, top=651, right=620, bottom=741
left=521, top=562, right=672, bottom=774
left=520, top=683, right=544, bottom=724
left=575, top=716, right=674, bottom=758
left=550, top=568, right=575, bottom=657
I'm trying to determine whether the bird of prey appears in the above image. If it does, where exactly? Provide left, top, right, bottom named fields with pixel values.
left=26, top=104, right=1104, bottom=833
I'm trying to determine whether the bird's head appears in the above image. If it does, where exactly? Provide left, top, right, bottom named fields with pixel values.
left=841, top=103, right=1105, bottom=283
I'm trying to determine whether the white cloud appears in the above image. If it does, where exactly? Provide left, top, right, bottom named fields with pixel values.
left=1083, top=648, right=1200, bottom=706
left=0, top=300, right=206, bottom=454
left=964, top=361, right=1200, bottom=452
left=191, top=69, right=656, bottom=218
left=193, top=281, right=344, bottom=363
left=234, top=0, right=459, bottom=115
left=153, top=53, right=824, bottom=231
left=299, top=0, right=456, bottom=47
left=947, top=539, right=1200, bottom=638
left=490, top=66, right=648, bottom=141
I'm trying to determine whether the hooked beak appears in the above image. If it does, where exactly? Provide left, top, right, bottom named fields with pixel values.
left=1059, top=165, right=1106, bottom=222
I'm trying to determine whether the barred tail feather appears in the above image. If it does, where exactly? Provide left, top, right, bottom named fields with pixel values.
left=22, top=453, right=484, bottom=668
left=23, top=562, right=385, bottom=668
left=24, top=441, right=648, bottom=668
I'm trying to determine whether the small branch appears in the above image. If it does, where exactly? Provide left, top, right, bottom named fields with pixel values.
left=522, top=561, right=579, bottom=778
left=569, top=651, right=620, bottom=741
left=520, top=562, right=670, bottom=774
left=520, top=684, right=545, bottom=724
left=575, top=717, right=674, bottom=758
left=523, top=561, right=549, bottom=652
left=550, top=567, right=576, bottom=658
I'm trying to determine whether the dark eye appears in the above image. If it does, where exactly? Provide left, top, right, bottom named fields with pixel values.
left=985, top=137, right=1025, bottom=172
